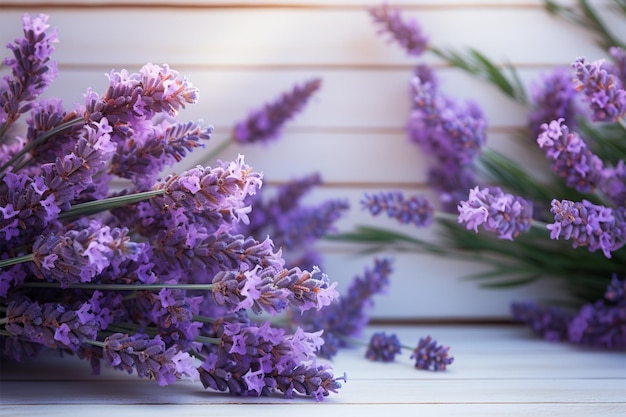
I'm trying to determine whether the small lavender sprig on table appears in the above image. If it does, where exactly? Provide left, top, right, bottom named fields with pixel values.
left=364, top=331, right=454, bottom=371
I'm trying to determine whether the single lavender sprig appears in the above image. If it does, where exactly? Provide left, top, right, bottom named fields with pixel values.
left=537, top=118, right=605, bottom=194
left=4, top=296, right=99, bottom=352
left=99, top=333, right=199, bottom=386
left=547, top=199, right=626, bottom=259
left=458, top=186, right=534, bottom=240
left=0, top=13, right=58, bottom=135
left=572, top=57, right=626, bottom=122
left=232, top=78, right=321, bottom=144
left=290, top=258, right=393, bottom=358
left=365, top=331, right=402, bottom=362
left=368, top=3, right=429, bottom=56
left=410, top=335, right=454, bottom=371
left=529, top=68, right=580, bottom=138
left=197, top=320, right=345, bottom=401
left=362, top=191, right=434, bottom=228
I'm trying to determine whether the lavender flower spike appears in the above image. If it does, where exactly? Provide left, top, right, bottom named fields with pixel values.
left=458, top=186, right=533, bottom=240
left=410, top=335, right=454, bottom=371
left=547, top=199, right=626, bottom=259
left=232, top=78, right=321, bottom=144
left=572, top=56, right=626, bottom=122
left=369, top=3, right=429, bottom=56
left=362, top=191, right=434, bottom=228
left=1, top=13, right=59, bottom=128
left=537, top=118, right=604, bottom=194
left=365, top=332, right=402, bottom=362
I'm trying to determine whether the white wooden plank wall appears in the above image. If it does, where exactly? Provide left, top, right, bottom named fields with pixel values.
left=1, top=0, right=622, bottom=319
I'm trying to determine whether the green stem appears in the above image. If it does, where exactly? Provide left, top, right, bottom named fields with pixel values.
left=195, top=335, right=221, bottom=345
left=83, top=339, right=105, bottom=348
left=22, top=281, right=216, bottom=291
left=58, top=189, right=165, bottom=220
left=0, top=254, right=34, bottom=269
left=201, top=137, right=235, bottom=164
left=0, top=116, right=84, bottom=177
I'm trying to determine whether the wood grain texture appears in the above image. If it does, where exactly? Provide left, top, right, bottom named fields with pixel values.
left=1, top=325, right=625, bottom=416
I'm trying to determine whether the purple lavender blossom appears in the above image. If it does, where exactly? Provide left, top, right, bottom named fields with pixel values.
left=513, top=276, right=625, bottom=349
left=102, top=333, right=199, bottom=386
left=511, top=301, right=571, bottom=342
left=362, top=191, right=434, bottom=227
left=572, top=56, right=626, bottom=122
left=608, top=47, right=626, bottom=84
left=232, top=78, right=321, bottom=144
left=154, top=155, right=263, bottom=227
left=5, top=296, right=99, bottom=351
left=290, top=258, right=393, bottom=358
left=529, top=68, right=580, bottom=138
left=365, top=332, right=402, bottom=362
left=547, top=199, right=626, bottom=258
left=240, top=173, right=348, bottom=270
left=109, top=119, right=213, bottom=190
left=410, top=336, right=454, bottom=371
left=369, top=3, right=429, bottom=56
left=458, top=186, right=533, bottom=240
left=537, top=118, right=605, bottom=194
left=1, top=13, right=58, bottom=129
left=198, top=321, right=344, bottom=400
left=30, top=219, right=116, bottom=286
left=407, top=75, right=487, bottom=210
left=600, top=159, right=626, bottom=208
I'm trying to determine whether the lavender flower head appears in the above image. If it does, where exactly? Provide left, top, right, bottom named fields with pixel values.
left=572, top=56, right=626, bottom=122
left=537, top=118, right=604, bottom=194
left=232, top=78, right=321, bottom=144
left=369, top=3, right=429, bottom=56
left=458, top=186, right=533, bottom=240
left=365, top=332, right=402, bottom=362
left=1, top=13, right=58, bottom=128
left=362, top=191, right=434, bottom=228
left=529, top=67, right=579, bottom=138
left=410, top=336, right=454, bottom=371
left=547, top=199, right=626, bottom=259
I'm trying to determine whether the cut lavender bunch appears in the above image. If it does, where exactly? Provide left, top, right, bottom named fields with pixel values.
left=0, top=14, right=345, bottom=401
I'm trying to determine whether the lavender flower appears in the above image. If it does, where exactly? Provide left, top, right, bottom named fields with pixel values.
left=30, top=219, right=116, bottom=286
left=290, top=258, right=393, bottom=358
left=537, top=118, right=604, bottom=194
left=600, top=159, right=626, bottom=208
left=547, top=199, right=626, bottom=258
left=608, top=47, right=626, bottom=84
left=410, top=336, right=454, bottom=371
left=0, top=13, right=58, bottom=129
left=5, top=296, right=99, bottom=352
left=362, top=191, right=434, bottom=227
left=102, top=333, right=199, bottom=386
left=369, top=3, right=429, bottom=56
left=513, top=276, right=625, bottom=349
left=458, top=186, right=533, bottom=240
left=511, top=302, right=571, bottom=342
left=572, top=56, right=626, bottom=122
left=407, top=75, right=487, bottom=210
left=365, top=332, right=402, bottom=362
left=232, top=78, right=321, bottom=144
left=198, top=321, right=345, bottom=400
left=529, top=68, right=580, bottom=138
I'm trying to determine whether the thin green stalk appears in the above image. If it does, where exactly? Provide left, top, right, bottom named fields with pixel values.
left=58, top=189, right=165, bottom=220
left=22, top=282, right=216, bottom=291
left=200, top=137, right=235, bottom=164
left=0, top=116, right=84, bottom=178
left=83, top=339, right=105, bottom=348
left=0, top=254, right=34, bottom=269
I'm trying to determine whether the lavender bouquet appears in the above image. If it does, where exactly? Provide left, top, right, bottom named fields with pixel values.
left=330, top=1, right=625, bottom=350
left=0, top=13, right=349, bottom=400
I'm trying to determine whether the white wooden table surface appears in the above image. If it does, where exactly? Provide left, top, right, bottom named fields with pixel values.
left=1, top=325, right=625, bottom=417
